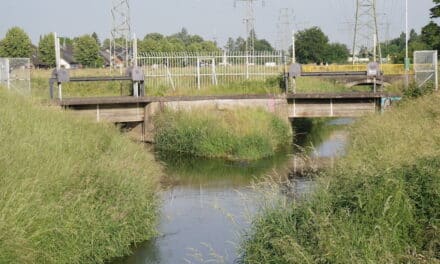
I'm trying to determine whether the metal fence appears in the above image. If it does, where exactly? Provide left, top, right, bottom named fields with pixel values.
left=414, top=50, right=438, bottom=91
left=137, top=52, right=286, bottom=91
left=0, top=58, right=31, bottom=94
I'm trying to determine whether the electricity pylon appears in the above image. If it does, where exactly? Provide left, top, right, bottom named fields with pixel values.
left=111, top=0, right=132, bottom=68
left=234, top=0, right=264, bottom=54
left=351, top=0, right=382, bottom=63
left=277, top=8, right=294, bottom=52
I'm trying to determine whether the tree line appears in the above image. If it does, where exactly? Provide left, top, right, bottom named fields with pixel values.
left=0, top=26, right=349, bottom=67
left=0, top=0, right=438, bottom=67
left=293, top=0, right=439, bottom=64
left=0, top=28, right=226, bottom=68
left=379, top=0, right=439, bottom=63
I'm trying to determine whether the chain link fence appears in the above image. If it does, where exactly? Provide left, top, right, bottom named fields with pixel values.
left=0, top=58, right=31, bottom=94
left=137, top=52, right=286, bottom=91
left=414, top=50, right=438, bottom=91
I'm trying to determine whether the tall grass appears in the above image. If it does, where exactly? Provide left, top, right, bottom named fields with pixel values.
left=30, top=69, right=376, bottom=99
left=0, top=89, right=162, bottom=263
left=31, top=69, right=132, bottom=99
left=153, top=107, right=293, bottom=161
left=241, top=94, right=440, bottom=263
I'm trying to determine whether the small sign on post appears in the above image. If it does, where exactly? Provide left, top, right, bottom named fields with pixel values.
left=288, top=63, right=302, bottom=93
left=367, top=62, right=381, bottom=93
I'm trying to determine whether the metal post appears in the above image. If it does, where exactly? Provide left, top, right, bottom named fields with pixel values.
left=133, top=34, right=138, bottom=67
left=405, top=0, right=410, bottom=87
left=54, top=33, right=62, bottom=100
left=373, top=33, right=377, bottom=62
left=373, top=34, right=377, bottom=92
left=352, top=0, right=360, bottom=65
left=0, top=62, right=2, bottom=88
left=211, top=58, right=218, bottom=85
left=196, top=57, right=201, bottom=90
left=5, top=59, right=10, bottom=90
left=27, top=58, right=31, bottom=94
left=373, top=77, right=377, bottom=93
left=291, top=77, right=296, bottom=94
left=246, top=54, right=249, bottom=79
left=132, top=34, right=139, bottom=97
left=373, top=0, right=381, bottom=62
left=292, top=30, right=296, bottom=63
left=435, top=51, right=438, bottom=91
left=330, top=99, right=334, bottom=117
left=284, top=55, right=288, bottom=93
left=133, top=83, right=139, bottom=97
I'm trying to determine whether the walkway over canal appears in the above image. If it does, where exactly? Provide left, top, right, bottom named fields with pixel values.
left=56, top=92, right=397, bottom=141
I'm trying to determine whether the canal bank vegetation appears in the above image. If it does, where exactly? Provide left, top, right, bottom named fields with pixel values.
left=241, top=93, right=440, bottom=263
left=154, top=107, right=293, bottom=161
left=0, top=89, right=162, bottom=263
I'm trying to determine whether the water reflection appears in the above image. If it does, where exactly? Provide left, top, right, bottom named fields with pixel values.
left=158, top=151, right=291, bottom=188
left=115, top=185, right=259, bottom=264
left=114, top=118, right=351, bottom=264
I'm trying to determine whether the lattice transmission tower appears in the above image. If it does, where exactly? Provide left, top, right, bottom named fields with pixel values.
left=111, top=0, right=132, bottom=68
left=234, top=0, right=264, bottom=54
left=276, top=8, right=294, bottom=52
left=351, top=0, right=382, bottom=63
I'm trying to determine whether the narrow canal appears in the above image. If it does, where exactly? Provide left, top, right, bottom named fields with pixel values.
left=114, top=118, right=350, bottom=264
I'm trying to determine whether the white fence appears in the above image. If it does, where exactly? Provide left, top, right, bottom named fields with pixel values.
left=0, top=58, right=31, bottom=94
left=137, top=52, right=286, bottom=91
left=414, top=50, right=438, bottom=91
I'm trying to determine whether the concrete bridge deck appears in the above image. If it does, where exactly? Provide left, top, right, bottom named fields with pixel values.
left=56, top=92, right=396, bottom=120
left=56, top=92, right=390, bottom=106
left=56, top=92, right=399, bottom=141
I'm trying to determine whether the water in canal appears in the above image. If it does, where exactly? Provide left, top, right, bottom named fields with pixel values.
left=114, top=118, right=350, bottom=264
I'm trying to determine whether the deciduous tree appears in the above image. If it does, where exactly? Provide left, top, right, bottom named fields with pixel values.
left=0, top=27, right=32, bottom=58
left=431, top=0, right=440, bottom=18
left=91, top=32, right=101, bottom=47
left=325, top=43, right=350, bottom=63
left=254, top=39, right=274, bottom=52
left=38, top=33, right=56, bottom=67
left=73, top=34, right=102, bottom=67
left=225, top=38, right=236, bottom=52
left=294, top=27, right=329, bottom=64
left=139, top=30, right=221, bottom=53
left=421, top=21, right=440, bottom=51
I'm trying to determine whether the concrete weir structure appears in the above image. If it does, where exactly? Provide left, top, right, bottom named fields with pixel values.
left=56, top=92, right=394, bottom=142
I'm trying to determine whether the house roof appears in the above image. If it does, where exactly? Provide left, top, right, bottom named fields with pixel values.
left=61, top=45, right=77, bottom=64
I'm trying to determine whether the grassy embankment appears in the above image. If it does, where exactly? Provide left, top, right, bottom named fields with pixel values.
left=241, top=94, right=440, bottom=263
left=153, top=107, right=293, bottom=161
left=0, top=89, right=162, bottom=263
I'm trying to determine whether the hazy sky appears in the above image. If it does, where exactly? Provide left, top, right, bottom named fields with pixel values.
left=1, top=0, right=438, bottom=48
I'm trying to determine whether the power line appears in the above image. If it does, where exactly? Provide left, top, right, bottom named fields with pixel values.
left=111, top=0, right=132, bottom=68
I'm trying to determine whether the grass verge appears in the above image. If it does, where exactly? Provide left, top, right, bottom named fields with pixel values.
left=0, top=89, right=162, bottom=263
left=30, top=69, right=379, bottom=99
left=241, top=94, right=440, bottom=263
left=153, top=107, right=293, bottom=161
